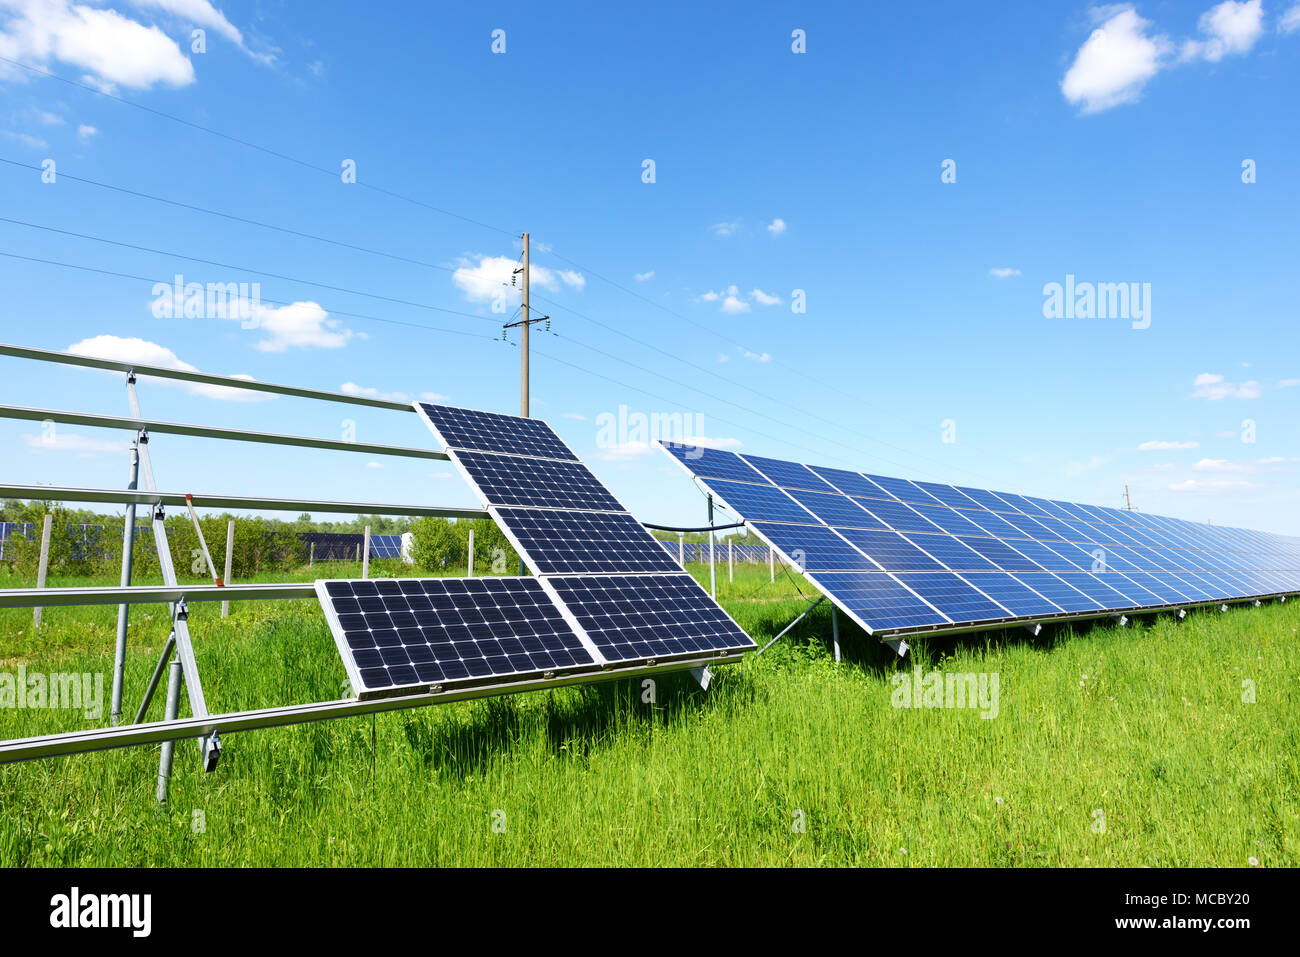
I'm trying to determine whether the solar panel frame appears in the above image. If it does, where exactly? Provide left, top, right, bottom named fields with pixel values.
left=749, top=522, right=881, bottom=571
left=490, top=506, right=683, bottom=576
left=701, top=478, right=821, bottom=526
left=741, top=454, right=838, bottom=492
left=453, top=449, right=626, bottom=512
left=659, top=441, right=771, bottom=484
left=784, top=487, right=889, bottom=529
left=414, top=402, right=579, bottom=461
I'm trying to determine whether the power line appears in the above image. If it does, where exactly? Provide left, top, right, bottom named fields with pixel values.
left=0, top=215, right=504, bottom=327
left=0, top=250, right=504, bottom=343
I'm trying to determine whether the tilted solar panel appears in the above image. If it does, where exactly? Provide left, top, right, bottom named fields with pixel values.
left=415, top=403, right=578, bottom=460
left=660, top=439, right=1300, bottom=641
left=492, top=507, right=681, bottom=575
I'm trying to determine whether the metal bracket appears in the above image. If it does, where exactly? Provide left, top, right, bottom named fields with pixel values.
left=882, top=637, right=910, bottom=658
left=689, top=665, right=712, bottom=691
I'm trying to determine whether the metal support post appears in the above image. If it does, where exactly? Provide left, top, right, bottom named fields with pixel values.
left=707, top=495, right=716, bottom=600
left=155, top=659, right=182, bottom=803
left=467, top=527, right=475, bottom=578
left=362, top=524, right=371, bottom=579
left=32, top=512, right=52, bottom=628
left=110, top=436, right=140, bottom=724
left=221, top=518, right=234, bottom=618
left=831, top=605, right=841, bottom=663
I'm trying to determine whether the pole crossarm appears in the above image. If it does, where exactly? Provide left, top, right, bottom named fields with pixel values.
left=0, top=342, right=416, bottom=411
left=0, top=484, right=487, bottom=519
left=0, top=582, right=317, bottom=609
left=0, top=404, right=448, bottom=460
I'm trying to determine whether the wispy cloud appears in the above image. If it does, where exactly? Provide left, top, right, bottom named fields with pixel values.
left=634, top=270, right=654, bottom=282
left=66, top=335, right=271, bottom=402
left=1138, top=439, right=1199, bottom=450
left=342, top=382, right=410, bottom=403
left=710, top=219, right=742, bottom=237
left=1064, top=454, right=1109, bottom=476
left=1278, top=378, right=1300, bottom=388
left=988, top=267, right=1022, bottom=279
left=1181, top=0, right=1264, bottom=62
left=766, top=218, right=787, bottom=236
left=451, top=254, right=584, bottom=302
left=1190, top=372, right=1261, bottom=400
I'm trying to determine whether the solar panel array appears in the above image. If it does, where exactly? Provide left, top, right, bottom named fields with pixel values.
left=313, top=406, right=755, bottom=699
left=369, top=534, right=405, bottom=559
left=660, top=441, right=1300, bottom=640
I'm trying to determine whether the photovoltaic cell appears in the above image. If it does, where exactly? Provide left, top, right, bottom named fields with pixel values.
left=784, top=488, right=887, bottom=529
left=544, top=574, right=754, bottom=661
left=899, top=532, right=999, bottom=571
left=833, top=528, right=945, bottom=571
left=808, top=465, right=894, bottom=498
left=493, top=507, right=680, bottom=575
left=318, top=577, right=596, bottom=697
left=862, top=474, right=943, bottom=505
left=705, top=479, right=818, bottom=525
left=958, top=536, right=1045, bottom=571
left=1010, top=573, right=1103, bottom=612
left=809, top=572, right=949, bottom=631
left=893, top=572, right=1012, bottom=623
left=957, top=572, right=1065, bottom=617
left=853, top=498, right=943, bottom=533
left=415, top=403, right=577, bottom=460
left=455, top=450, right=624, bottom=512
left=660, top=442, right=769, bottom=483
left=741, top=454, right=837, bottom=492
left=751, top=523, right=878, bottom=571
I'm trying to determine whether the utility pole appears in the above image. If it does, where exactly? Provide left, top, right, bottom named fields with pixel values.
left=504, top=232, right=549, bottom=418
left=1124, top=484, right=1133, bottom=511
left=520, top=232, right=529, bottom=417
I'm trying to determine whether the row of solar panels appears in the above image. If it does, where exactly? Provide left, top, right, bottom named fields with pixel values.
left=312, top=406, right=756, bottom=699
left=658, top=541, right=774, bottom=563
left=660, top=442, right=1299, bottom=637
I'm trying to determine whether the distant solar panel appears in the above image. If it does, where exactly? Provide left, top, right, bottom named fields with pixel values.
left=415, top=403, right=577, bottom=460
left=317, top=577, right=598, bottom=698
left=369, top=534, right=405, bottom=559
left=659, top=438, right=1300, bottom=642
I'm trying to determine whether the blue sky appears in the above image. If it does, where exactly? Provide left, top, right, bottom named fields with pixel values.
left=0, top=0, right=1297, bottom=534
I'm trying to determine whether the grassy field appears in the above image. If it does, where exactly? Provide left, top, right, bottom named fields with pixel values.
left=0, top=560, right=1296, bottom=866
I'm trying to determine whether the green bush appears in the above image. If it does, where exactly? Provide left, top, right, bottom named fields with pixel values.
left=411, top=517, right=518, bottom=575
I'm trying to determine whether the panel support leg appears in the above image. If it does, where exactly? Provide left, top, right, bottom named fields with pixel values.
left=831, top=606, right=841, bottom=663
left=755, top=596, right=825, bottom=657
left=155, top=659, right=182, bottom=804
left=110, top=438, right=140, bottom=725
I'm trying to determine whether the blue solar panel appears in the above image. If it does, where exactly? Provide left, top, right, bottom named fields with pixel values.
left=415, top=403, right=578, bottom=460
left=751, top=523, right=878, bottom=571
left=660, top=441, right=769, bottom=484
left=544, top=574, right=755, bottom=661
left=318, top=577, right=596, bottom=697
left=809, top=572, right=949, bottom=631
left=741, top=454, right=837, bottom=492
left=893, top=572, right=1011, bottom=623
left=659, top=443, right=1300, bottom=639
left=369, top=534, right=405, bottom=559
left=834, top=528, right=945, bottom=571
left=455, top=450, right=624, bottom=512
left=784, top=488, right=887, bottom=529
left=493, top=508, right=680, bottom=575
left=705, top=479, right=818, bottom=525
left=958, top=572, right=1066, bottom=616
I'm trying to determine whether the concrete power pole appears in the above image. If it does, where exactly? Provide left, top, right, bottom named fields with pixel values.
left=520, top=232, right=529, bottom=417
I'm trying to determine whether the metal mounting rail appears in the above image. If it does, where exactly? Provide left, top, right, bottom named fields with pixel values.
left=0, top=342, right=414, bottom=411
left=0, top=404, right=448, bottom=460
left=0, top=653, right=745, bottom=765
left=0, top=582, right=317, bottom=609
left=0, top=484, right=487, bottom=519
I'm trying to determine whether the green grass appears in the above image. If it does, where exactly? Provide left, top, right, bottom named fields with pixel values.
left=0, top=562, right=1296, bottom=866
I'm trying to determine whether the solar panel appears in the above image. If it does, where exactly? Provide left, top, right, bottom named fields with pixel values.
left=369, top=534, right=405, bottom=559
left=454, top=449, right=625, bottom=512
left=658, top=441, right=1300, bottom=642
left=414, top=403, right=578, bottom=460
left=704, top=479, right=818, bottom=525
left=543, top=574, right=755, bottom=661
left=660, top=441, right=769, bottom=484
left=741, top=454, right=837, bottom=492
left=492, top=507, right=681, bottom=575
left=317, top=577, right=599, bottom=698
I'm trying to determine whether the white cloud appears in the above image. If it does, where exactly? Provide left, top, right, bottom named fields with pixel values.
left=680, top=435, right=742, bottom=450
left=710, top=220, right=741, bottom=237
left=749, top=288, right=782, bottom=306
left=1064, top=455, right=1109, bottom=476
left=720, top=292, right=750, bottom=314
left=0, top=0, right=196, bottom=90
left=1190, top=372, right=1261, bottom=400
left=2, top=129, right=46, bottom=148
left=717, top=353, right=730, bottom=363
left=451, top=254, right=583, bottom=303
left=341, top=382, right=409, bottom=403
left=988, top=267, right=1022, bottom=279
left=21, top=431, right=130, bottom=455
left=634, top=270, right=654, bottom=282
left=1281, top=4, right=1300, bottom=34
left=246, top=301, right=354, bottom=352
left=739, top=348, right=771, bottom=363
left=1138, top=439, right=1199, bottom=450
left=766, top=218, right=787, bottom=236
left=418, top=391, right=449, bottom=402
left=1192, top=456, right=1297, bottom=473
left=561, top=412, right=586, bottom=420
left=1061, top=6, right=1170, bottom=113
left=1277, top=378, right=1300, bottom=388
left=1168, top=478, right=1262, bottom=491
left=1181, top=0, right=1263, bottom=62
left=364, top=461, right=383, bottom=469
left=76, top=123, right=96, bottom=139
left=66, top=335, right=271, bottom=402
left=591, top=440, right=655, bottom=461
